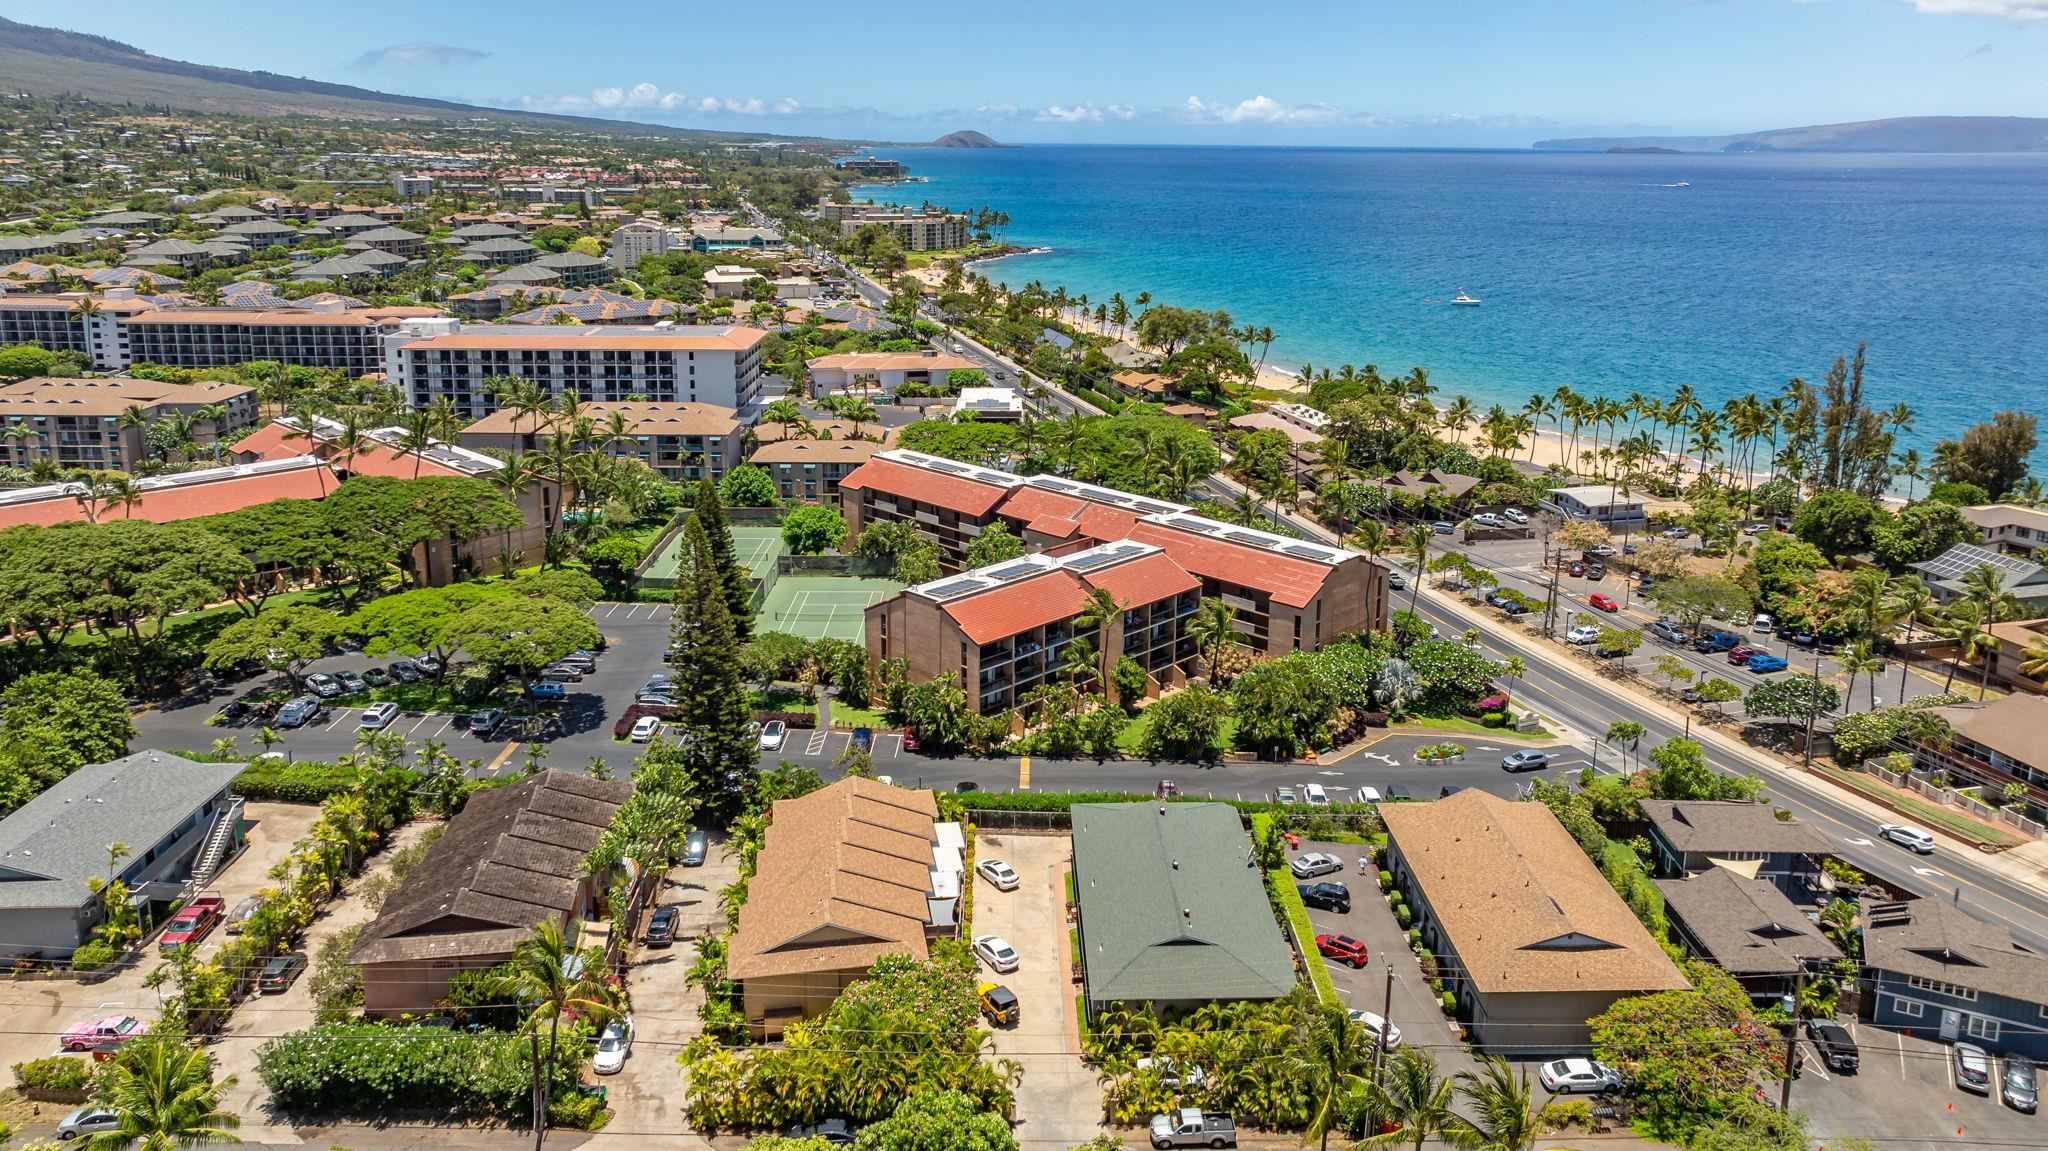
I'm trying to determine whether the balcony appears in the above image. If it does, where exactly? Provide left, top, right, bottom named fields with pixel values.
left=978, top=642, right=1013, bottom=664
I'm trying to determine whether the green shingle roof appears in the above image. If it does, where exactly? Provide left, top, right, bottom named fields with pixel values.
left=1071, top=802, right=1296, bottom=1004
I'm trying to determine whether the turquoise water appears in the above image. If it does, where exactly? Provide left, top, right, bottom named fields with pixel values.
left=860, top=146, right=2048, bottom=454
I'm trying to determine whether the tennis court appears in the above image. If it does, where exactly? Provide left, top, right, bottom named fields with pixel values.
left=643, top=523, right=787, bottom=588
left=756, top=575, right=903, bottom=641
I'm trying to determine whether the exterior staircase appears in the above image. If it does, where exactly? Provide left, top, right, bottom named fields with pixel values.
left=189, top=797, right=245, bottom=887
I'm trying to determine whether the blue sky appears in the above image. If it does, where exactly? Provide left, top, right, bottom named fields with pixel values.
left=6, top=0, right=2044, bottom=144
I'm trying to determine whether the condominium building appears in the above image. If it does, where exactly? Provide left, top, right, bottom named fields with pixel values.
left=607, top=219, right=673, bottom=268
left=806, top=351, right=978, bottom=397
left=384, top=319, right=768, bottom=416
left=844, top=450, right=1391, bottom=710
left=533, top=252, right=612, bottom=289
left=0, top=295, right=154, bottom=370
left=703, top=265, right=765, bottom=299
left=460, top=400, right=742, bottom=483
left=0, top=376, right=258, bottom=471
left=122, top=307, right=440, bottom=375
left=838, top=157, right=907, bottom=178
left=836, top=211, right=970, bottom=251
left=750, top=438, right=883, bottom=501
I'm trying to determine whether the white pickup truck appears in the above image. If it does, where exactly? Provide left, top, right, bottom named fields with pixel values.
left=1149, top=1109, right=1236, bottom=1149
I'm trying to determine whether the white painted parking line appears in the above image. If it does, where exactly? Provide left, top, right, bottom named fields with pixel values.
left=425, top=716, right=453, bottom=738
left=405, top=714, right=434, bottom=734
left=871, top=733, right=903, bottom=759
left=805, top=729, right=827, bottom=755
left=322, top=709, right=354, bottom=731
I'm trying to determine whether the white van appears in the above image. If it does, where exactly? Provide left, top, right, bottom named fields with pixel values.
left=1752, top=613, right=1775, bottom=634
left=1302, top=783, right=1330, bottom=806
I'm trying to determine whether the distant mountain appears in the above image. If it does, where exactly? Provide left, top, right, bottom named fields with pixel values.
left=1535, top=116, right=2048, bottom=154
left=933, top=130, right=1005, bottom=148
left=0, top=18, right=835, bottom=142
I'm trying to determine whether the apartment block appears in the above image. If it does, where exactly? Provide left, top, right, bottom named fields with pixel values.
left=0, top=295, right=152, bottom=370
left=607, top=219, right=673, bottom=268
left=806, top=351, right=978, bottom=397
left=122, top=307, right=439, bottom=375
left=836, top=211, right=970, bottom=251
left=843, top=450, right=1391, bottom=710
left=460, top=400, right=741, bottom=483
left=750, top=438, right=883, bottom=501
left=384, top=319, right=767, bottom=416
left=0, top=376, right=258, bottom=471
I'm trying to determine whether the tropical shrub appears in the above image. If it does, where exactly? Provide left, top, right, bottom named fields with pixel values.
left=69, top=941, right=118, bottom=971
left=257, top=1022, right=587, bottom=1118
left=12, top=1056, right=93, bottom=1092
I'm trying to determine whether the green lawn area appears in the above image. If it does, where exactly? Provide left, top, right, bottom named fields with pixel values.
left=1114, top=707, right=1236, bottom=755
left=829, top=703, right=887, bottom=728
left=1813, top=764, right=2024, bottom=847
left=1398, top=714, right=1554, bottom=741
left=1254, top=814, right=1339, bottom=1005
left=748, top=687, right=810, bottom=712
left=51, top=587, right=332, bottom=653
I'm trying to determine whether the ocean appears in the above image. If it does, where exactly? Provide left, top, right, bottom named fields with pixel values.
left=857, top=145, right=2048, bottom=454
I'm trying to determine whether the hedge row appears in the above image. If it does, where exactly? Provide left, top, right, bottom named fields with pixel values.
left=256, top=1023, right=585, bottom=1119
left=960, top=790, right=1379, bottom=817
left=12, top=1056, right=92, bottom=1093
left=231, top=760, right=367, bottom=803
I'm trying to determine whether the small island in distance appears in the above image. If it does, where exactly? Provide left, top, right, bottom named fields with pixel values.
left=1608, top=146, right=1681, bottom=154
left=1538, top=115, right=2048, bottom=153
left=933, top=130, right=1006, bottom=148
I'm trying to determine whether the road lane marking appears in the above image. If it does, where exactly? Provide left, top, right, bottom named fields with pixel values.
left=485, top=742, right=521, bottom=774
left=1018, top=756, right=1030, bottom=789
left=1913, top=866, right=1946, bottom=877
left=1846, top=837, right=1874, bottom=846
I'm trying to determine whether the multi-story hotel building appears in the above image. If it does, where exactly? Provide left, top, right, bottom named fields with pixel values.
left=844, top=450, right=1391, bottom=712
left=0, top=296, right=155, bottom=370
left=383, top=319, right=768, bottom=416
left=121, top=307, right=439, bottom=375
left=459, top=400, right=742, bottom=483
left=0, top=376, right=258, bottom=471
left=835, top=212, right=971, bottom=251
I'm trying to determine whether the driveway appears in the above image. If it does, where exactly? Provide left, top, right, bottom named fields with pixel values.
left=611, top=842, right=739, bottom=1135
left=973, top=832, right=1099, bottom=1143
left=1795, top=1023, right=2043, bottom=1151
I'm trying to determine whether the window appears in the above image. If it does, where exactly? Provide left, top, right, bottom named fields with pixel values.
left=1892, top=997, right=1924, bottom=1019
left=1907, top=976, right=1980, bottom=1001
left=1967, top=1016, right=2001, bottom=1042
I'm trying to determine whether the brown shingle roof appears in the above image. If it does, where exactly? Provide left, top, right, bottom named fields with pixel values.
left=1380, top=790, right=1687, bottom=996
left=1641, top=800, right=1833, bottom=858
left=0, top=376, right=252, bottom=417
left=1861, top=895, right=2048, bottom=1006
left=350, top=770, right=630, bottom=965
left=726, top=778, right=939, bottom=981
left=1932, top=695, right=2048, bottom=773
left=749, top=439, right=881, bottom=467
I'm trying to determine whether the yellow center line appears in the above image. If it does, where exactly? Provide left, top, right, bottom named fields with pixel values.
left=486, top=741, right=521, bottom=774
left=1018, top=756, right=1031, bottom=789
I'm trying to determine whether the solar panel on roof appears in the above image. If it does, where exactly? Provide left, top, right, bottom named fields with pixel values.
left=1062, top=550, right=1129, bottom=573
left=1283, top=543, right=1336, bottom=560
left=922, top=579, right=983, bottom=600
left=1919, top=543, right=2039, bottom=581
left=1170, top=518, right=1222, bottom=534
left=983, top=562, right=1041, bottom=581
left=1130, top=500, right=1176, bottom=515
left=923, top=459, right=968, bottom=474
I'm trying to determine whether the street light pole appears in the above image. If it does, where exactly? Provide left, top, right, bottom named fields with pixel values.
left=1780, top=967, right=1807, bottom=1112
left=1803, top=645, right=1824, bottom=771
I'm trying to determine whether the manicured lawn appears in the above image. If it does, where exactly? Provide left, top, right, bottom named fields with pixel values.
left=1113, top=707, right=1236, bottom=755
left=829, top=703, right=887, bottom=729
left=1398, top=713, right=1554, bottom=741
left=748, top=687, right=811, bottom=712
left=1813, top=764, right=2024, bottom=847
left=1255, top=814, right=1338, bottom=1005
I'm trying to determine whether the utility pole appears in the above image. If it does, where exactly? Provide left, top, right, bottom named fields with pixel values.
left=1780, top=968, right=1807, bottom=1111
left=1802, top=645, right=1824, bottom=771
left=1372, top=962, right=1398, bottom=1083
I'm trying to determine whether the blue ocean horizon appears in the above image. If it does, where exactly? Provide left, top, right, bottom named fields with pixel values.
left=858, top=144, right=2048, bottom=457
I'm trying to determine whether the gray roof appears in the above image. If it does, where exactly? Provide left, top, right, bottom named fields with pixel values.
left=534, top=251, right=607, bottom=269
left=462, top=237, right=541, bottom=254
left=1642, top=800, right=1832, bottom=858
left=487, top=264, right=563, bottom=285
left=320, top=213, right=387, bottom=230
left=0, top=751, right=242, bottom=911
left=1862, top=895, right=2048, bottom=1006
left=352, top=226, right=423, bottom=243
left=85, top=211, right=166, bottom=227
left=1656, top=868, right=1840, bottom=976
left=448, top=223, right=523, bottom=240
left=219, top=219, right=296, bottom=237
left=1070, top=802, right=1296, bottom=1003
left=132, top=238, right=211, bottom=257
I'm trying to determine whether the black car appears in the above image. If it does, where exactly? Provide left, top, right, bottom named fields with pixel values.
left=645, top=905, right=681, bottom=947
left=682, top=829, right=709, bottom=867
left=1298, top=882, right=1352, bottom=914
left=388, top=660, right=421, bottom=683
left=1803, top=1019, right=1859, bottom=1073
left=2004, top=1056, right=2038, bottom=1113
left=258, top=951, right=308, bottom=993
left=1584, top=562, right=1607, bottom=580
left=789, top=1120, right=856, bottom=1146
left=214, top=700, right=247, bottom=723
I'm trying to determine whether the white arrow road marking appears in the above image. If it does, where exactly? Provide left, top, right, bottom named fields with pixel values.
left=1478, top=746, right=1503, bottom=752
left=1845, top=837, right=1874, bottom=846
left=1912, top=866, right=1945, bottom=877
left=1358, top=752, right=1399, bottom=766
left=1317, top=770, right=1345, bottom=776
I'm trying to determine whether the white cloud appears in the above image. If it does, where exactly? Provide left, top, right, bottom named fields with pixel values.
left=350, top=42, right=489, bottom=69
left=1900, top=0, right=2048, bottom=18
left=976, top=103, right=1021, bottom=115
left=1178, top=95, right=1349, bottom=125
left=518, top=83, right=803, bottom=117
left=1036, top=103, right=1105, bottom=122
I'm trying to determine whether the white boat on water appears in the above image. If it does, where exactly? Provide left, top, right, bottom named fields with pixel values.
left=1451, top=290, right=1482, bottom=306
left=1665, top=181, right=1690, bottom=188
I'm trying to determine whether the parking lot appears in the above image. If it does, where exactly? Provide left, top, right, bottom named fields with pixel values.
left=612, top=839, right=740, bottom=1135
left=1796, top=1023, right=2044, bottom=1151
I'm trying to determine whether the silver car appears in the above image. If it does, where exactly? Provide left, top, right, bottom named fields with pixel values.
left=57, top=1108, right=121, bottom=1140
left=1290, top=852, right=1344, bottom=879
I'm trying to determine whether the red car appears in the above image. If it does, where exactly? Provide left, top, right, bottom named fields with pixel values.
left=901, top=726, right=920, bottom=752
left=1727, top=645, right=1767, bottom=664
left=1315, top=933, right=1371, bottom=968
left=1587, top=593, right=1618, bottom=612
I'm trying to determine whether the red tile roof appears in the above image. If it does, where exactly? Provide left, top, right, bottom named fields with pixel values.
left=0, top=460, right=335, bottom=530
left=1128, top=522, right=1332, bottom=609
left=229, top=422, right=301, bottom=462
left=999, top=486, right=1089, bottom=538
left=839, top=458, right=1011, bottom=517
left=1082, top=551, right=1201, bottom=609
left=941, top=571, right=1091, bottom=645
left=338, top=444, right=478, bottom=482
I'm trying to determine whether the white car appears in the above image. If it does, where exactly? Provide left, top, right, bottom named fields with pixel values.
left=1347, top=1009, right=1403, bottom=1050
left=1471, top=512, right=1504, bottom=528
left=1564, top=625, right=1601, bottom=645
left=976, top=859, right=1020, bottom=891
left=973, top=934, right=1020, bottom=974
left=758, top=719, right=787, bottom=751
left=1358, top=786, right=1383, bottom=803
left=1879, top=823, right=1937, bottom=854
left=1502, top=507, right=1529, bottom=525
left=1752, top=613, right=1775, bottom=634
left=1302, top=783, right=1330, bottom=806
left=1538, top=1058, right=1623, bottom=1095
left=358, top=701, right=400, bottom=731
left=630, top=716, right=663, bottom=743
left=592, top=1018, right=633, bottom=1074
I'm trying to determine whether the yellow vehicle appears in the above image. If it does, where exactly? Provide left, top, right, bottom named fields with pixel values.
left=978, top=982, right=1019, bottom=1027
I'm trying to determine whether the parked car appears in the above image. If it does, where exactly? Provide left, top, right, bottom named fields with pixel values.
left=682, top=829, right=709, bottom=867
left=559, top=651, right=599, bottom=671
left=1569, top=561, right=1586, bottom=577
left=1648, top=620, right=1690, bottom=644
left=1804, top=1019, right=1859, bottom=1073
left=852, top=726, right=873, bottom=751
left=1136, top=1056, right=1208, bottom=1089
left=529, top=681, right=566, bottom=700
left=758, top=719, right=787, bottom=751
left=539, top=664, right=583, bottom=682
left=1879, top=823, right=1937, bottom=854
left=1726, top=645, right=1766, bottom=664
left=1585, top=562, right=1607, bottom=580
left=335, top=670, right=367, bottom=694
left=1149, top=1110, right=1235, bottom=1150
left=901, top=726, right=920, bottom=751
left=1275, top=786, right=1297, bottom=805
left=977, top=858, right=1021, bottom=891
left=644, top=905, right=680, bottom=947
left=56, top=1108, right=122, bottom=1141
left=1955, top=1042, right=1994, bottom=1095
left=1502, top=507, right=1529, bottom=524
left=1661, top=527, right=1691, bottom=539
left=225, top=896, right=265, bottom=935
left=1430, top=521, right=1454, bottom=535
left=306, top=673, right=342, bottom=698
left=159, top=894, right=225, bottom=955
left=788, top=1120, right=856, bottom=1146
left=2003, top=1055, right=2038, bottom=1113
left=1693, top=629, right=1741, bottom=653
left=1588, top=593, right=1618, bottom=612
left=358, top=701, right=400, bottom=731
left=469, top=707, right=506, bottom=737
left=1297, top=882, right=1351, bottom=913
left=1302, top=783, right=1329, bottom=805
left=630, top=716, right=663, bottom=743
left=257, top=951, right=307, bottom=993
left=1388, top=572, right=1407, bottom=591
left=1291, top=852, right=1344, bottom=879
left=61, top=1014, right=148, bottom=1052
left=360, top=667, right=392, bottom=688
left=979, top=982, right=1019, bottom=1027
left=388, top=660, right=421, bottom=682
left=414, top=656, right=443, bottom=675
left=593, top=1018, right=634, bottom=1075
left=1752, top=613, right=1775, bottom=634
left=1472, top=512, right=1504, bottom=528
left=276, top=695, right=323, bottom=727
left=1501, top=749, right=1552, bottom=773
left=1359, top=786, right=1383, bottom=803
left=1539, top=1058, right=1623, bottom=1094
left=973, top=934, right=1020, bottom=974
left=1315, top=933, right=1370, bottom=968
left=1347, top=1009, right=1403, bottom=1049
left=1746, top=654, right=1790, bottom=674
left=1565, top=625, right=1601, bottom=645
left=1583, top=544, right=1618, bottom=557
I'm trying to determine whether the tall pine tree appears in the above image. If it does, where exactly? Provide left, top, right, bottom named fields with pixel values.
left=671, top=518, right=755, bottom=821
left=694, top=479, right=754, bottom=641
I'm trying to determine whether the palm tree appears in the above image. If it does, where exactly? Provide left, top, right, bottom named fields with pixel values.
left=1444, top=1056, right=1541, bottom=1151
left=1934, top=603, right=1993, bottom=695
left=1960, top=563, right=2021, bottom=625
left=1187, top=596, right=1239, bottom=679
left=1838, top=640, right=1887, bottom=712
left=1074, top=586, right=1122, bottom=689
left=495, top=919, right=615, bottom=1151
left=2018, top=635, right=2048, bottom=685
left=1883, top=574, right=1935, bottom=699
left=1358, top=1047, right=1458, bottom=1151
left=1605, top=720, right=1646, bottom=772
left=1290, top=1005, right=1373, bottom=1151
left=1497, top=656, right=1526, bottom=705
left=1403, top=524, right=1433, bottom=614
left=82, top=1039, right=240, bottom=1151
left=1895, top=447, right=1925, bottom=502
left=761, top=397, right=809, bottom=442
left=395, top=408, right=437, bottom=479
